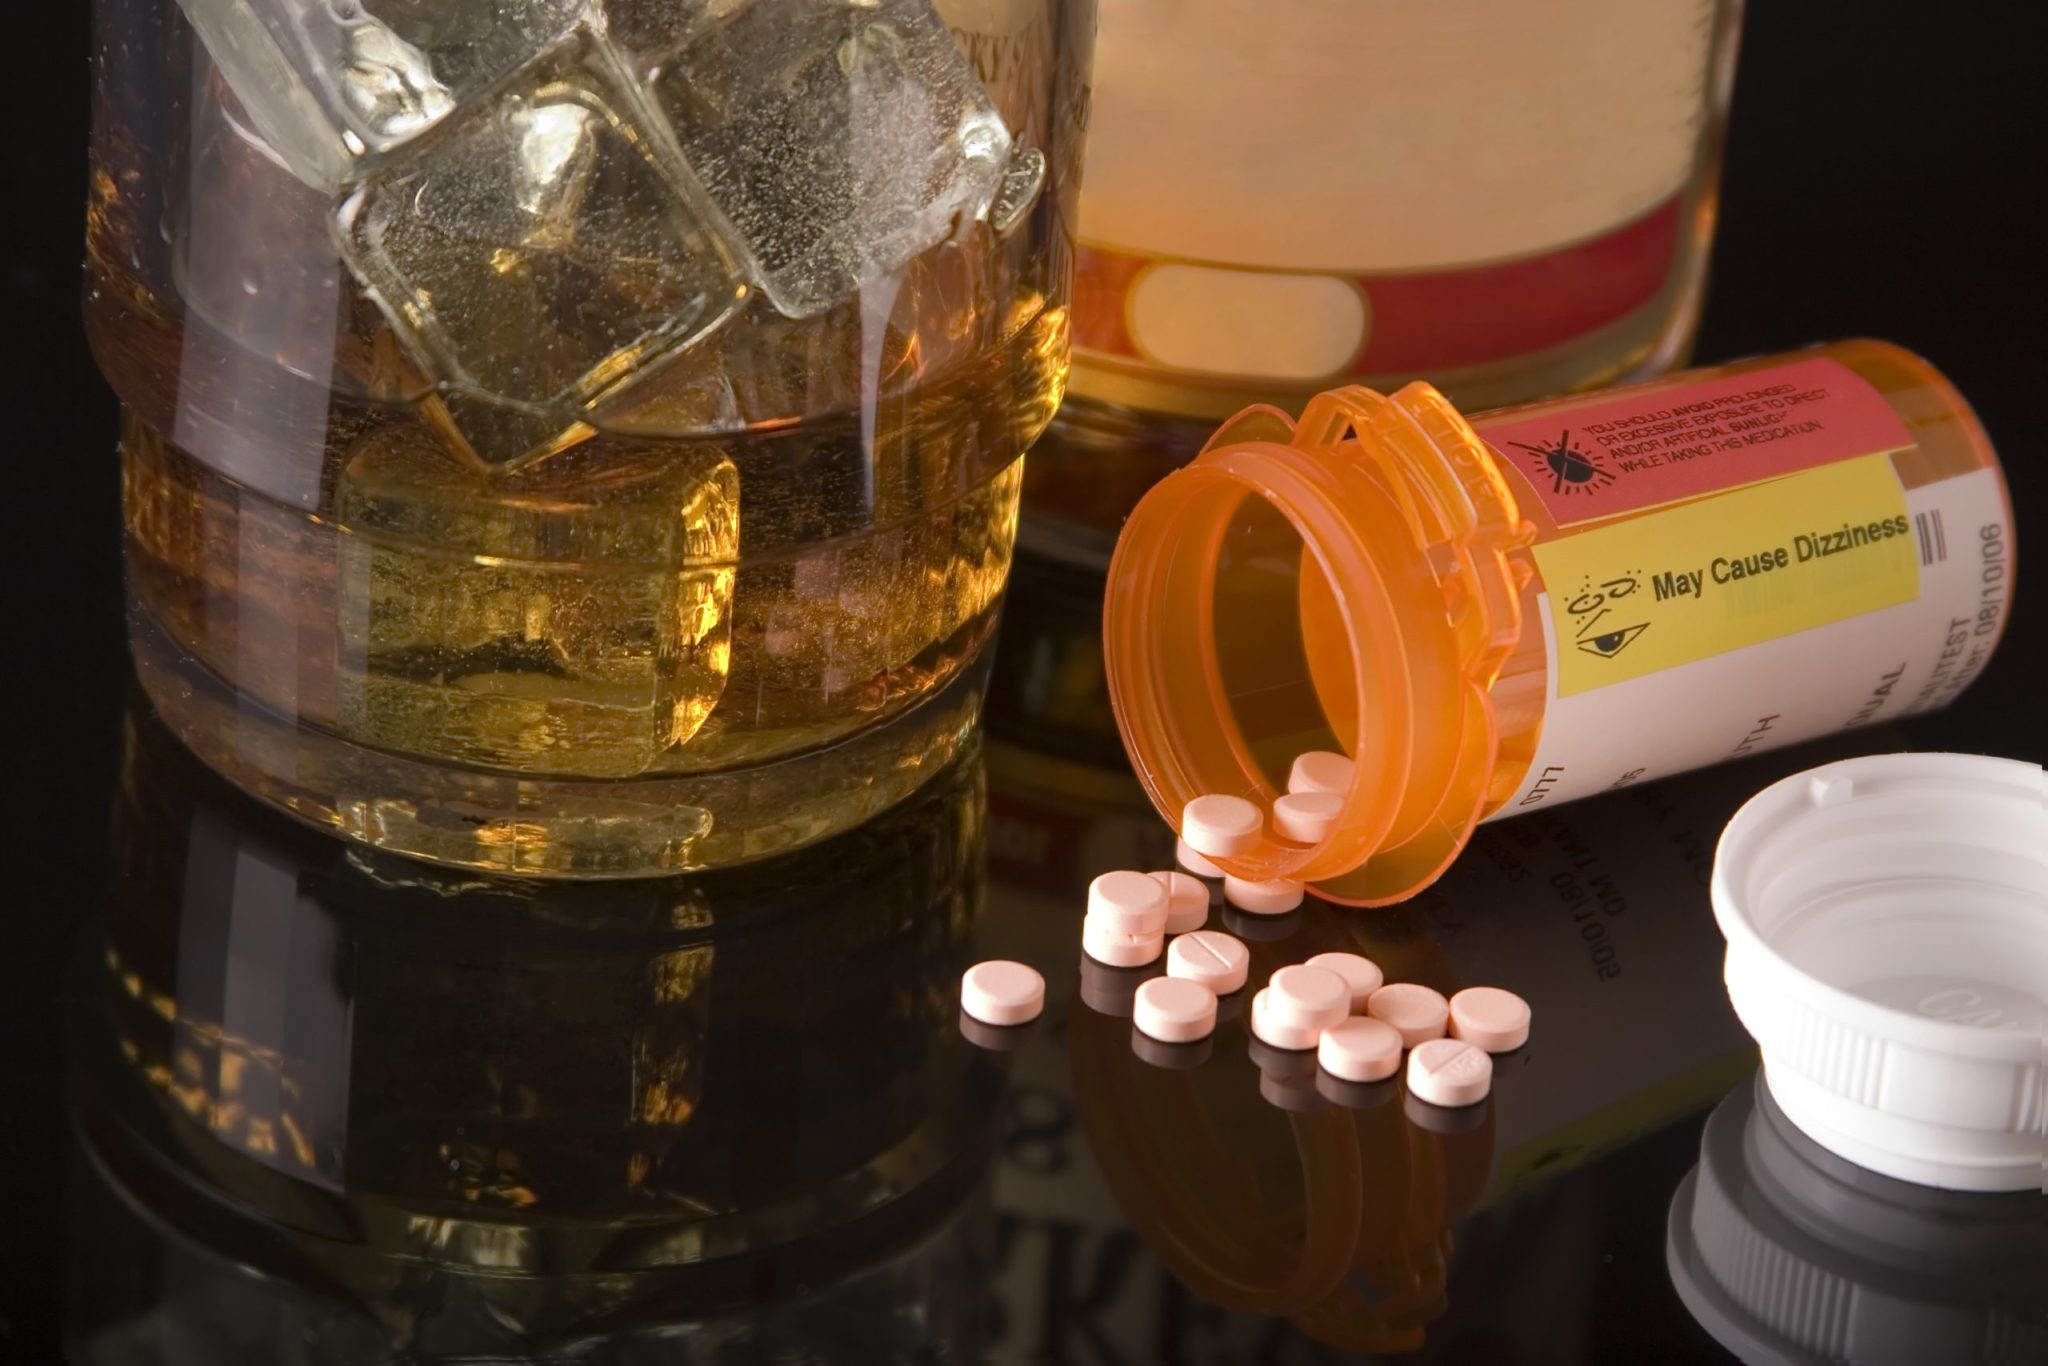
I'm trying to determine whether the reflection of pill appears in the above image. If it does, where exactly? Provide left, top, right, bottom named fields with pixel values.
left=1149, top=870, right=1210, bottom=934
left=960, top=960, right=1045, bottom=1026
left=1176, top=838, right=1226, bottom=879
left=1273, top=790, right=1344, bottom=843
left=1288, top=750, right=1355, bottom=795
left=1265, top=964, right=1349, bottom=1030
left=1404, top=1087, right=1489, bottom=1134
left=1076, top=957, right=1151, bottom=1017
left=1166, top=930, right=1249, bottom=994
left=1317, top=1070, right=1400, bottom=1111
left=1134, top=976, right=1218, bottom=1043
left=1247, top=1035, right=1318, bottom=1080
left=1406, top=1037, right=1493, bottom=1107
left=1259, top=1068, right=1327, bottom=1111
left=1223, top=905, right=1299, bottom=942
left=1087, top=870, right=1169, bottom=935
left=1366, top=982, right=1450, bottom=1046
left=1449, top=986, right=1531, bottom=1052
left=959, top=1012, right=1030, bottom=1051
left=1304, top=951, right=1383, bottom=1011
left=1131, top=1029, right=1212, bottom=1069
left=1317, top=1016, right=1403, bottom=1082
left=1082, top=921, right=1163, bottom=968
left=1250, top=988, right=1321, bottom=1050
left=1182, top=794, right=1262, bottom=856
left=1223, top=875, right=1305, bottom=915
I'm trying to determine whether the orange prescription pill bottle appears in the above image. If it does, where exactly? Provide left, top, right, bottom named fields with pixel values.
left=1102, top=340, right=2016, bottom=905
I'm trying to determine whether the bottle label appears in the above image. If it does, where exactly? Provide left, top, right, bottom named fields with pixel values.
left=1482, top=357, right=2015, bottom=816
left=1071, top=0, right=1720, bottom=402
left=1073, top=201, right=1683, bottom=386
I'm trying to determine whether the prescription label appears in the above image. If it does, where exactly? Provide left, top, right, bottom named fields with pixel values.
left=1493, top=463, right=2013, bottom=817
left=1474, top=356, right=1914, bottom=527
left=1530, top=452, right=1918, bottom=697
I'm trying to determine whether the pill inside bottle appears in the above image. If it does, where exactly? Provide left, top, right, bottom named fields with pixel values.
left=1103, top=340, right=2016, bottom=904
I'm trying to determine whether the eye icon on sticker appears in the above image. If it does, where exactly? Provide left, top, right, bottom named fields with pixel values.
left=1511, top=429, right=1616, bottom=497
left=1577, top=623, right=1648, bottom=659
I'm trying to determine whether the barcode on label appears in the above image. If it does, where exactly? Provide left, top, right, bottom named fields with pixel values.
left=1915, top=509, right=1947, bottom=565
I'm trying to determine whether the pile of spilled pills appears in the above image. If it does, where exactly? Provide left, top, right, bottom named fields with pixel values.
left=959, top=751, right=1533, bottom=1113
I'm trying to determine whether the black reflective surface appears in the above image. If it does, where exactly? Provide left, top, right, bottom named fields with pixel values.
left=35, top=566, right=2043, bottom=1364
left=8, top=5, right=2048, bottom=1364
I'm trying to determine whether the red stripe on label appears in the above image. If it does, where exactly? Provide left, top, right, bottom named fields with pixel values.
left=1473, top=356, right=1915, bottom=526
left=1355, top=197, right=1681, bottom=371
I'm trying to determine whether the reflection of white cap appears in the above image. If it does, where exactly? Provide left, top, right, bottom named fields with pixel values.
left=1712, top=754, right=2047, bottom=1192
left=1667, top=1077, right=2048, bottom=1365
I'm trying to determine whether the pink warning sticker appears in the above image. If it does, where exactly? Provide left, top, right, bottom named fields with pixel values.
left=1472, top=356, right=1914, bottom=526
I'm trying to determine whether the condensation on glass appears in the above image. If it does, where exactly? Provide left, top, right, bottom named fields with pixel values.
left=1025, top=0, right=1743, bottom=555
left=89, top=0, right=1094, bottom=876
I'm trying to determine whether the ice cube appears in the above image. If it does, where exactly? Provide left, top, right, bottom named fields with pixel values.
left=334, top=24, right=749, bottom=468
left=173, top=0, right=587, bottom=190
left=642, top=0, right=1012, bottom=319
left=335, top=423, right=739, bottom=778
left=601, top=0, right=743, bottom=55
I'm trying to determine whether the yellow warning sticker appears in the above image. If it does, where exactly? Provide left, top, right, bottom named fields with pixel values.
left=1533, top=453, right=1919, bottom=697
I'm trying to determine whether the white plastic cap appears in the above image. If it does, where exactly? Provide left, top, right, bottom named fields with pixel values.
left=1712, top=753, right=2047, bottom=1192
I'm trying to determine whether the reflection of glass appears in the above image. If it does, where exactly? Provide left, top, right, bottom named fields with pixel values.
left=67, top=685, right=998, bottom=1356
left=1668, top=1077, right=2048, bottom=1365
left=92, top=0, right=1095, bottom=877
left=69, top=1142, right=993, bottom=1363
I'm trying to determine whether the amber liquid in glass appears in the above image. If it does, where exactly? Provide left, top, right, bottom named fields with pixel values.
left=91, top=0, right=1092, bottom=875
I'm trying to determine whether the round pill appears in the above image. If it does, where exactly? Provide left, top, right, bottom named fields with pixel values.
left=1166, top=930, right=1250, bottom=994
left=960, top=961, right=1045, bottom=1027
left=1288, top=750, right=1355, bottom=795
left=1272, top=790, right=1345, bottom=844
left=1149, top=870, right=1211, bottom=934
left=1250, top=988, right=1321, bottom=1050
left=1081, top=921, right=1162, bottom=968
left=1182, top=794, right=1263, bottom=857
left=1087, top=870, right=1169, bottom=935
left=1134, top=976, right=1218, bottom=1043
left=1366, top=982, right=1450, bottom=1047
left=1449, top=986, right=1532, bottom=1053
left=1406, top=1037, right=1494, bottom=1107
left=1317, top=1017, right=1403, bottom=1082
left=1304, top=951, right=1384, bottom=1011
left=1175, top=838, right=1226, bottom=879
left=1265, top=964, right=1350, bottom=1030
left=1223, top=875, right=1305, bottom=916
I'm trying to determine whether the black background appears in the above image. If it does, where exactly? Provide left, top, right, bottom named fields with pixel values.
left=1, top=3, right=2042, bottom=1359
